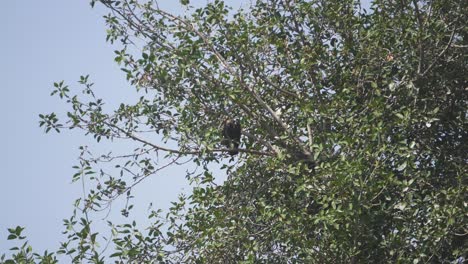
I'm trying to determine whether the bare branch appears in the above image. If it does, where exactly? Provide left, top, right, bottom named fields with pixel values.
left=420, top=29, right=456, bottom=77
left=106, top=121, right=276, bottom=157
left=412, top=0, right=424, bottom=74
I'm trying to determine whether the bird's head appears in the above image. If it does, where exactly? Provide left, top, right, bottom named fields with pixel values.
left=224, top=118, right=239, bottom=126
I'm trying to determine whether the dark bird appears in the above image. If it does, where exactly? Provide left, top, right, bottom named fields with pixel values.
left=222, top=119, right=241, bottom=155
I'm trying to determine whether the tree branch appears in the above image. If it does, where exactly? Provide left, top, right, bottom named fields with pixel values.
left=106, top=122, right=276, bottom=157
left=412, top=0, right=424, bottom=74
left=420, top=29, right=456, bottom=77
left=156, top=9, right=297, bottom=138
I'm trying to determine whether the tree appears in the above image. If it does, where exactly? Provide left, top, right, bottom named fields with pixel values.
left=2, top=0, right=466, bottom=263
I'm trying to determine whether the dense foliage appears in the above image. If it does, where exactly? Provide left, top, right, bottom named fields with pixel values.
left=2, top=0, right=466, bottom=263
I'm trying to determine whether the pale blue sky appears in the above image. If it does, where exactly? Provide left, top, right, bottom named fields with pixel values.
left=1, top=0, right=371, bottom=256
left=0, top=0, right=249, bottom=256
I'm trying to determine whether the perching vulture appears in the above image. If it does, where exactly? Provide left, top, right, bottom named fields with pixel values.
left=222, top=119, right=241, bottom=155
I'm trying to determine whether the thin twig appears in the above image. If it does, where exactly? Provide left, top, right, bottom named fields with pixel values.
left=106, top=121, right=275, bottom=156
left=420, top=29, right=456, bottom=77
left=412, top=0, right=424, bottom=74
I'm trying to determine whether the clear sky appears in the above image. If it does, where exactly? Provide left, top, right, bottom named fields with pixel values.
left=1, top=0, right=371, bottom=256
left=0, top=0, right=183, bottom=254
left=0, top=0, right=247, bottom=256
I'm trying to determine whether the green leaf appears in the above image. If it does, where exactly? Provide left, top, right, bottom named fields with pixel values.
left=397, top=162, right=407, bottom=171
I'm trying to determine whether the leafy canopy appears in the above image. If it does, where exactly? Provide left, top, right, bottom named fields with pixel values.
left=3, top=0, right=467, bottom=263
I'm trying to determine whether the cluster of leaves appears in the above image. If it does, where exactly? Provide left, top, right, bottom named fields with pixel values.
left=3, top=0, right=467, bottom=263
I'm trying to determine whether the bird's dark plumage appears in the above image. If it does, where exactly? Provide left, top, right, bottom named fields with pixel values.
left=222, top=119, right=241, bottom=155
